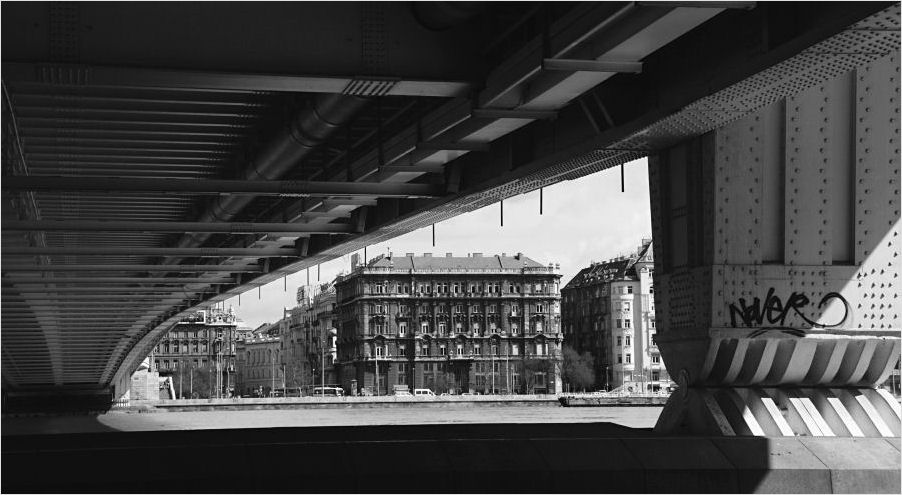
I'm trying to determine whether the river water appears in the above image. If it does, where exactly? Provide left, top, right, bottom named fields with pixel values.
left=3, top=404, right=663, bottom=435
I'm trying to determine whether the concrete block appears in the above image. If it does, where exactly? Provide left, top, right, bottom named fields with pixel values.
left=532, top=438, right=645, bottom=492
left=622, top=438, right=738, bottom=493
left=799, top=437, right=901, bottom=494
left=712, top=437, right=831, bottom=493
left=441, top=439, right=551, bottom=492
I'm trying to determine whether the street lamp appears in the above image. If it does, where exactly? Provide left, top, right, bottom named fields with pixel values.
left=321, top=327, right=337, bottom=395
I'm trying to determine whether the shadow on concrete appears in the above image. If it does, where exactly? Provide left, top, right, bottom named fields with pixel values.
left=2, top=421, right=899, bottom=493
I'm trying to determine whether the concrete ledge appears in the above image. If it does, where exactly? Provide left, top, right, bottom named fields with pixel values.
left=1, top=422, right=898, bottom=493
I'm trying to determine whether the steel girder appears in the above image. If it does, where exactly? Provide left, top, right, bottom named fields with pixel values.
left=1, top=1, right=897, bottom=406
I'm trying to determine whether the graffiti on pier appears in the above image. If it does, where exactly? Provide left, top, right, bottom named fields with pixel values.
left=728, top=288, right=849, bottom=335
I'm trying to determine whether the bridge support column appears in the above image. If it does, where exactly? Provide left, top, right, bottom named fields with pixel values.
left=649, top=53, right=900, bottom=437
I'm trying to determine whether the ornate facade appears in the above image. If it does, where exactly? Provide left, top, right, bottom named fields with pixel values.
left=334, top=252, right=563, bottom=395
left=562, top=240, right=669, bottom=392
left=151, top=307, right=237, bottom=398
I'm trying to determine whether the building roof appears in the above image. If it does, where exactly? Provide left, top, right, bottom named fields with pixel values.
left=563, top=240, right=653, bottom=290
left=366, top=253, right=547, bottom=271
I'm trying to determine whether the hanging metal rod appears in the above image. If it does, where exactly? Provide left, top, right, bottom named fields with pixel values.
left=2, top=176, right=443, bottom=198
left=3, top=246, right=303, bottom=257
left=3, top=220, right=355, bottom=234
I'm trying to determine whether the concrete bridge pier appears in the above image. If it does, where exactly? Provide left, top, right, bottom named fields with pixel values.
left=649, top=52, right=901, bottom=439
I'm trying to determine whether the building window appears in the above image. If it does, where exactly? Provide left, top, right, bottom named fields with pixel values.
left=625, top=354, right=632, bottom=364
left=512, top=344, right=519, bottom=356
left=616, top=319, right=622, bottom=329
left=625, top=335, right=631, bottom=346
left=511, top=323, right=519, bottom=335
left=491, top=344, right=498, bottom=356
left=440, top=345, right=447, bottom=356
left=535, top=304, right=545, bottom=313
left=375, top=346, right=385, bottom=357
left=455, top=322, right=463, bottom=333
left=617, top=336, right=622, bottom=346
left=511, top=306, right=519, bottom=316
left=154, top=359, right=160, bottom=369
left=488, top=305, right=496, bottom=314
left=623, top=302, right=631, bottom=311
left=192, top=341, right=199, bottom=353
left=398, top=363, right=407, bottom=384
left=535, top=372, right=546, bottom=387
left=422, top=345, right=430, bottom=356
left=456, top=345, right=463, bottom=356
left=375, top=304, right=384, bottom=314
left=615, top=302, right=621, bottom=311
left=438, top=322, right=446, bottom=335
left=489, top=322, right=497, bottom=332
left=454, top=305, right=463, bottom=314
left=474, top=344, right=481, bottom=355
left=624, top=319, right=631, bottom=328
left=422, top=321, right=430, bottom=334
left=627, top=286, right=634, bottom=294
left=399, top=345, right=407, bottom=357
left=472, top=322, right=480, bottom=335
left=399, top=322, right=407, bottom=337
left=617, top=355, right=623, bottom=364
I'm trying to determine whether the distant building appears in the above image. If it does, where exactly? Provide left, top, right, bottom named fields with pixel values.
left=235, top=322, right=282, bottom=397
left=562, top=240, right=669, bottom=392
left=280, top=283, right=338, bottom=393
left=151, top=307, right=238, bottom=398
left=333, top=252, right=563, bottom=395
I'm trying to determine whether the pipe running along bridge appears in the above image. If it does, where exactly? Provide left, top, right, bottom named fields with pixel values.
left=1, top=1, right=900, bottom=444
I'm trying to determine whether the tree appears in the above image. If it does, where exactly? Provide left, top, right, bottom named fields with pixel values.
left=169, top=365, right=216, bottom=399
left=523, top=358, right=552, bottom=394
left=562, top=345, right=595, bottom=392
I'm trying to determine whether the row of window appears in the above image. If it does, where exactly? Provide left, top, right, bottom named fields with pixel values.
left=372, top=320, right=554, bottom=336
left=155, top=358, right=209, bottom=370
left=615, top=353, right=662, bottom=365
left=367, top=282, right=557, bottom=296
left=371, top=303, right=548, bottom=315
left=371, top=341, right=548, bottom=357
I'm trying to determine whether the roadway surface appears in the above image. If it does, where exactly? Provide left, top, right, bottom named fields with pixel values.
left=2, top=404, right=663, bottom=435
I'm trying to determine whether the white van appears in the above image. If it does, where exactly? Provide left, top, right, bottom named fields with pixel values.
left=414, top=388, right=436, bottom=397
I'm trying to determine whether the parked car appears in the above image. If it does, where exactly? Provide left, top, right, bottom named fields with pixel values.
left=414, top=388, right=436, bottom=397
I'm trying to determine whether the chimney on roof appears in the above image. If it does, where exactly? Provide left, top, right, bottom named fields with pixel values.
left=472, top=252, right=482, bottom=257
left=446, top=252, right=453, bottom=257
left=515, top=252, right=522, bottom=260
left=423, top=253, right=432, bottom=257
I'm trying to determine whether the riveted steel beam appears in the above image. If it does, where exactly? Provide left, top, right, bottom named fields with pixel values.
left=2, top=63, right=472, bottom=98
left=2, top=176, right=444, bottom=198
left=0, top=264, right=263, bottom=272
left=542, top=59, right=643, bottom=73
left=3, top=220, right=355, bottom=234
left=1, top=277, right=233, bottom=284
left=2, top=247, right=303, bottom=257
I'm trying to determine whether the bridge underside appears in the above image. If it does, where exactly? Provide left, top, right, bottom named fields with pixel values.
left=1, top=2, right=899, bottom=410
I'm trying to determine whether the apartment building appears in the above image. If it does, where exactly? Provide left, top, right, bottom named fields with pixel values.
left=333, top=252, right=563, bottom=395
left=562, top=240, right=669, bottom=392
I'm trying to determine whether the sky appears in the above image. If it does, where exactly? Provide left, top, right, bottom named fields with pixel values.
left=225, top=158, right=652, bottom=329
